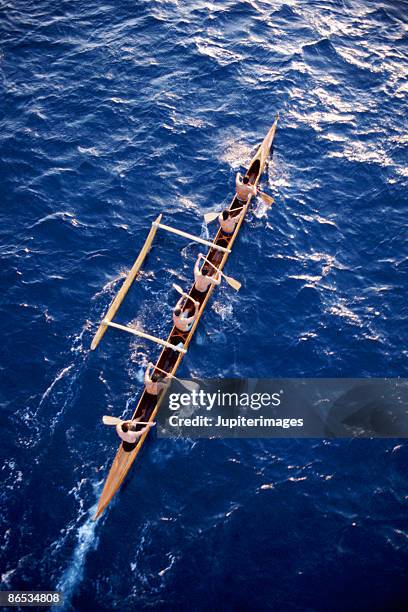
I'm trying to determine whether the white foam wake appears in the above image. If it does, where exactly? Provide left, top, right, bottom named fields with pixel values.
left=54, top=500, right=99, bottom=611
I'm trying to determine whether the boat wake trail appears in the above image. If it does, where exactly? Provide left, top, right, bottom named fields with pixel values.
left=54, top=499, right=99, bottom=611
left=3, top=279, right=131, bottom=598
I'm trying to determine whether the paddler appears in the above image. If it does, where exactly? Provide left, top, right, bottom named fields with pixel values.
left=144, top=361, right=171, bottom=395
left=218, top=207, right=245, bottom=236
left=236, top=172, right=257, bottom=203
left=194, top=253, right=221, bottom=293
left=173, top=296, right=200, bottom=332
left=116, top=416, right=155, bottom=444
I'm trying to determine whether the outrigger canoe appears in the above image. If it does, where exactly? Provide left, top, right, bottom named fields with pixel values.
left=91, top=116, right=279, bottom=519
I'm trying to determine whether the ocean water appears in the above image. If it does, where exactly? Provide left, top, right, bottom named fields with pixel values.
left=1, top=0, right=407, bottom=610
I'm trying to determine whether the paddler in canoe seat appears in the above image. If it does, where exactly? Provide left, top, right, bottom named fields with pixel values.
left=236, top=172, right=257, bottom=203
left=194, top=253, right=221, bottom=293
left=218, top=207, right=245, bottom=236
left=116, top=417, right=154, bottom=444
left=173, top=297, right=200, bottom=332
left=144, top=361, right=171, bottom=395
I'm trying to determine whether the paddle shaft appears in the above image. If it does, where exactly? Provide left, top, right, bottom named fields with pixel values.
left=199, top=255, right=229, bottom=282
left=172, top=283, right=199, bottom=307
left=198, top=254, right=241, bottom=291
left=204, top=205, right=246, bottom=223
left=128, top=421, right=154, bottom=426
left=153, top=364, right=180, bottom=381
left=103, top=416, right=155, bottom=426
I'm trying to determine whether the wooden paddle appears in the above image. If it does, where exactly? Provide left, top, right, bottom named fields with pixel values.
left=103, top=416, right=156, bottom=426
left=204, top=205, right=246, bottom=224
left=199, top=254, right=241, bottom=291
left=154, top=364, right=200, bottom=392
left=172, top=283, right=200, bottom=306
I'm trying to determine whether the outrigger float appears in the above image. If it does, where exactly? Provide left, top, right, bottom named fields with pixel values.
left=91, top=115, right=279, bottom=519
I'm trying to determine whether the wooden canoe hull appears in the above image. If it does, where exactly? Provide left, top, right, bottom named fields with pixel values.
left=94, top=117, right=279, bottom=520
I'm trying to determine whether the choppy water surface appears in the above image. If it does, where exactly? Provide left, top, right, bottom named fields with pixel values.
left=1, top=1, right=407, bottom=610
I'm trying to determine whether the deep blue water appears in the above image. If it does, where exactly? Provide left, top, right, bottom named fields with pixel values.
left=1, top=0, right=407, bottom=610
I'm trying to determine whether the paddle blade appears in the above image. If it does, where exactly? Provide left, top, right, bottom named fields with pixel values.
left=225, top=275, right=241, bottom=291
left=102, top=415, right=122, bottom=426
left=204, top=211, right=220, bottom=223
left=172, top=283, right=184, bottom=295
left=259, top=192, right=274, bottom=206
left=179, top=380, right=200, bottom=393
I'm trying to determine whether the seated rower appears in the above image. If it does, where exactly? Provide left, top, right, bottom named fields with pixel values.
left=194, top=254, right=221, bottom=293
left=144, top=362, right=171, bottom=395
left=218, top=207, right=245, bottom=236
left=236, top=172, right=257, bottom=203
left=173, top=297, right=200, bottom=332
left=116, top=416, right=154, bottom=444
